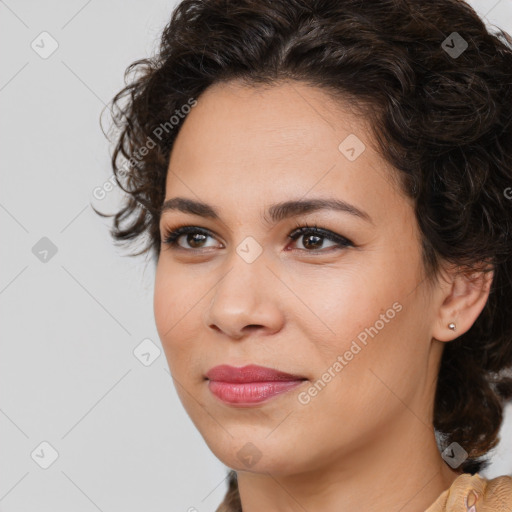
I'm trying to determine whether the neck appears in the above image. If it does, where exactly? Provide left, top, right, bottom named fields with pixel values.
left=236, top=418, right=462, bottom=512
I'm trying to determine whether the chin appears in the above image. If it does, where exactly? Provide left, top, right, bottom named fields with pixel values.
left=201, top=429, right=313, bottom=476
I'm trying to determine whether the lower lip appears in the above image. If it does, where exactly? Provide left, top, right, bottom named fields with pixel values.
left=207, top=380, right=305, bottom=405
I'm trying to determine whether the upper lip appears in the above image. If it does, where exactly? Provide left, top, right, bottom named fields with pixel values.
left=205, top=364, right=307, bottom=383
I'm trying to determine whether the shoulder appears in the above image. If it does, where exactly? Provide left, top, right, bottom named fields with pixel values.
left=426, top=472, right=512, bottom=512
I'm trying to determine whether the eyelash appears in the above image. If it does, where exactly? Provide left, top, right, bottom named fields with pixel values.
left=161, top=221, right=354, bottom=253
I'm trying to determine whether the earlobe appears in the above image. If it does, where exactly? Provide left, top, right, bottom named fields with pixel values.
left=432, top=267, right=493, bottom=343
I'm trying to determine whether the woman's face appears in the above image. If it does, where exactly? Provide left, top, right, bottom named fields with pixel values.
left=154, top=80, right=443, bottom=475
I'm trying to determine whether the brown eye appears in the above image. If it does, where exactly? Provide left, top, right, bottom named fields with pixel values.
left=162, top=226, right=220, bottom=250
left=288, top=226, right=353, bottom=252
left=161, top=224, right=353, bottom=253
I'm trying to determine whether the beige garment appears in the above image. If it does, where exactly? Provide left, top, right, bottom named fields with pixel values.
left=426, top=472, right=512, bottom=512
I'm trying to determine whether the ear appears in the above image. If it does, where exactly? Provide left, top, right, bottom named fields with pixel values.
left=432, top=264, right=494, bottom=342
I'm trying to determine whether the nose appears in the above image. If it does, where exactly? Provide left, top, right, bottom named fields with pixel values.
left=202, top=253, right=285, bottom=340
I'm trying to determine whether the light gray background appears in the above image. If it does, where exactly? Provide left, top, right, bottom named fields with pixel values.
left=1, top=1, right=511, bottom=511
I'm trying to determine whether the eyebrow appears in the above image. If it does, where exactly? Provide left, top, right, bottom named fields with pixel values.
left=160, top=196, right=373, bottom=225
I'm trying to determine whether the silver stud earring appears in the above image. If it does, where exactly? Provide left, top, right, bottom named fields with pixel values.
left=448, top=322, right=456, bottom=331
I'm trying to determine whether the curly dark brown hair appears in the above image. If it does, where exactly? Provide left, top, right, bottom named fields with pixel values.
left=94, top=0, right=512, bottom=509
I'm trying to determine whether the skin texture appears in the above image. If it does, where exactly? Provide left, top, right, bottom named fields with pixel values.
left=153, top=80, right=493, bottom=512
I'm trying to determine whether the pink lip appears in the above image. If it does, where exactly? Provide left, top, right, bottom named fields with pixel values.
left=205, top=364, right=307, bottom=406
left=205, top=364, right=306, bottom=383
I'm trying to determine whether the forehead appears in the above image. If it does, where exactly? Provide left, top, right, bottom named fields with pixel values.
left=171, top=79, right=368, bottom=161
left=164, top=80, right=404, bottom=219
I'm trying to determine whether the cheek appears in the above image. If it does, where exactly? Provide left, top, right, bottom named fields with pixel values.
left=295, top=251, right=425, bottom=394
left=153, top=268, right=174, bottom=343
left=153, top=262, right=201, bottom=364
left=154, top=259, right=199, bottom=331
left=293, top=265, right=405, bottom=354
left=292, top=305, right=419, bottom=450
left=309, top=292, right=427, bottom=425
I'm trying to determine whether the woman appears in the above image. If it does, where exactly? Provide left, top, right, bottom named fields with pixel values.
left=95, top=0, right=512, bottom=510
